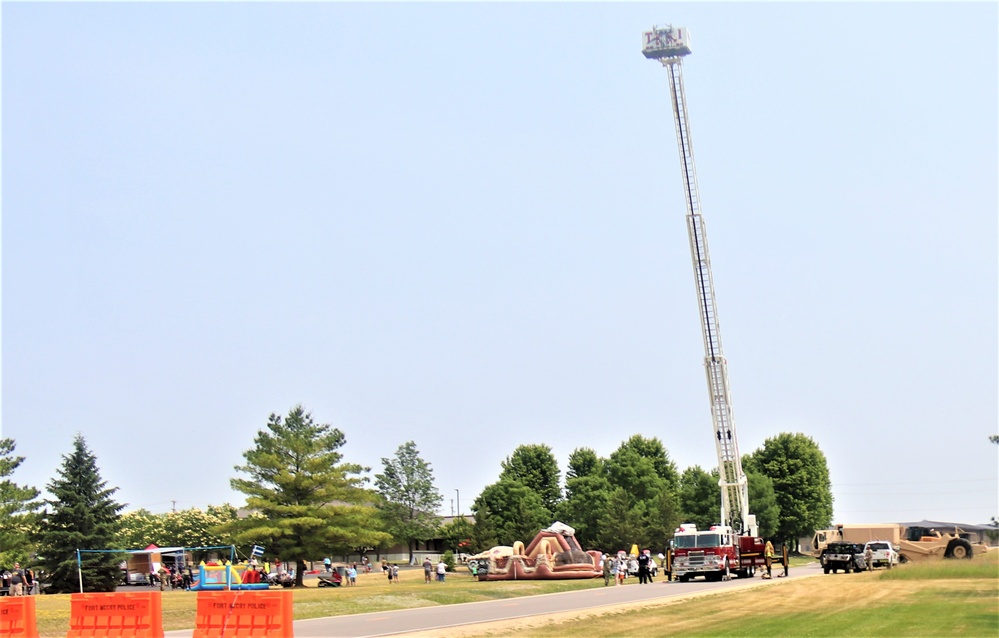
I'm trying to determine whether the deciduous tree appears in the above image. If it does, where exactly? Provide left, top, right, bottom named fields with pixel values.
left=472, top=479, right=550, bottom=546
left=678, top=465, right=717, bottom=530
left=746, top=432, right=833, bottom=548
left=594, top=436, right=683, bottom=551
left=116, top=504, right=240, bottom=550
left=556, top=448, right=610, bottom=549
left=746, top=471, right=780, bottom=539
left=499, top=444, right=562, bottom=513
left=677, top=464, right=780, bottom=539
left=375, top=441, right=443, bottom=564
left=439, top=516, right=475, bottom=554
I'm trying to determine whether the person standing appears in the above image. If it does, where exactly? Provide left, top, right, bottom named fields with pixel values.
left=347, top=564, right=357, bottom=586
left=436, top=559, right=447, bottom=583
left=422, top=557, right=433, bottom=584
left=324, top=557, right=332, bottom=573
left=764, top=539, right=775, bottom=579
left=864, top=545, right=874, bottom=571
left=602, top=554, right=612, bottom=586
left=615, top=557, right=625, bottom=586
left=637, top=551, right=649, bottom=584
left=391, top=563, right=400, bottom=584
left=9, top=563, right=24, bottom=596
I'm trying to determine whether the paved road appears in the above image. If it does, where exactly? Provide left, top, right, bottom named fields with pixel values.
left=166, top=563, right=822, bottom=637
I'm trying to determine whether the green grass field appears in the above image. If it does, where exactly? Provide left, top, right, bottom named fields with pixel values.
left=22, top=553, right=999, bottom=637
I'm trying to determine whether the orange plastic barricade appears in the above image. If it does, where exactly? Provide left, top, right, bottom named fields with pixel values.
left=66, top=592, right=163, bottom=638
left=0, top=596, right=39, bottom=638
left=193, top=590, right=293, bottom=638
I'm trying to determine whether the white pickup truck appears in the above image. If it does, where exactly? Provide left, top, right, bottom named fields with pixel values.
left=864, top=540, right=898, bottom=569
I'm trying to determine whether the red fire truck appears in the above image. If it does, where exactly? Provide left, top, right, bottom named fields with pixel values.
left=669, top=524, right=780, bottom=582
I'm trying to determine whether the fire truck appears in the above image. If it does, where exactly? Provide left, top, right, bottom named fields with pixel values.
left=644, top=26, right=789, bottom=581
left=669, top=524, right=786, bottom=581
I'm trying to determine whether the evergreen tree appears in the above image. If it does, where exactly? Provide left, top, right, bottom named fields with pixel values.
left=0, top=438, right=41, bottom=566
left=37, top=435, right=124, bottom=593
left=374, top=441, right=443, bottom=564
left=228, top=405, right=391, bottom=585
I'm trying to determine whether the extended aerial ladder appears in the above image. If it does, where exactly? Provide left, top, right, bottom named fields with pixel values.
left=643, top=26, right=757, bottom=536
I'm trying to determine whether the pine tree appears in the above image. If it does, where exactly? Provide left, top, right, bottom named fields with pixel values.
left=0, top=438, right=42, bottom=566
left=228, top=405, right=391, bottom=585
left=37, top=435, right=124, bottom=593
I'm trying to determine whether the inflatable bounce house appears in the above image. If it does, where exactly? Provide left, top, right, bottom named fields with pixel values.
left=472, top=522, right=603, bottom=581
left=189, top=561, right=270, bottom=591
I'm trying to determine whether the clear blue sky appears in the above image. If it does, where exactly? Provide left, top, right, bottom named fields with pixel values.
left=3, top=3, right=996, bottom=528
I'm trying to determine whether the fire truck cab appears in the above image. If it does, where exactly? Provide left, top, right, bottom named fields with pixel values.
left=670, top=524, right=739, bottom=582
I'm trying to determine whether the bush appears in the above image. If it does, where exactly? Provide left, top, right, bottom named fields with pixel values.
left=442, top=550, right=456, bottom=572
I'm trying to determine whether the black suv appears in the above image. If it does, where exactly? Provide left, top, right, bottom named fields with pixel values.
left=820, top=542, right=866, bottom=574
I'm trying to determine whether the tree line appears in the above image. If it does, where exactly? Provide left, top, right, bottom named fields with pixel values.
left=465, top=433, right=834, bottom=554
left=0, top=404, right=835, bottom=592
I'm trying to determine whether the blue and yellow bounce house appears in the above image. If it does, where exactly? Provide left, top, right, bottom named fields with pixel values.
left=189, top=561, right=270, bottom=591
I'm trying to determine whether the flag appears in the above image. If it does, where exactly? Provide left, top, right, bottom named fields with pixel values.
left=251, top=545, right=265, bottom=558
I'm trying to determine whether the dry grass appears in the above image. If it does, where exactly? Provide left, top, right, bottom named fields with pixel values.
left=405, top=554, right=999, bottom=637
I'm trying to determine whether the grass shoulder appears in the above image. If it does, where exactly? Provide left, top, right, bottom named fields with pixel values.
left=26, top=554, right=999, bottom=637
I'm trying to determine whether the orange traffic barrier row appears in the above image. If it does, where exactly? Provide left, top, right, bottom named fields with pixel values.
left=0, top=596, right=39, bottom=638
left=66, top=591, right=163, bottom=638
left=193, top=590, right=293, bottom=638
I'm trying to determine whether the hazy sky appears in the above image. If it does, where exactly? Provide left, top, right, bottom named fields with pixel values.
left=4, top=3, right=997, bottom=530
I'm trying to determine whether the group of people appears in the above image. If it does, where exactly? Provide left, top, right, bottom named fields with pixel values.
left=601, top=551, right=660, bottom=586
left=421, top=557, right=449, bottom=583
left=4, top=562, right=38, bottom=596
left=383, top=561, right=401, bottom=584
left=151, top=564, right=195, bottom=591
left=324, top=556, right=370, bottom=576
